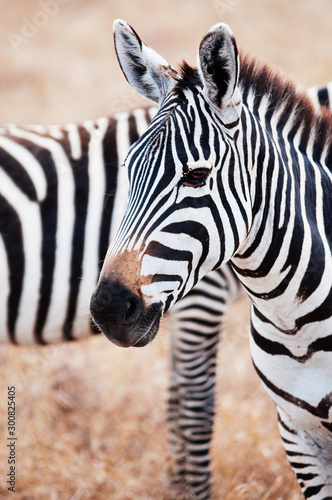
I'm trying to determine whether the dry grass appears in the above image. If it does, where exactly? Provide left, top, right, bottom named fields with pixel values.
left=0, top=0, right=331, bottom=498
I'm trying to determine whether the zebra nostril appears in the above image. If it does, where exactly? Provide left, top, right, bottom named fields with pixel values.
left=124, top=295, right=142, bottom=325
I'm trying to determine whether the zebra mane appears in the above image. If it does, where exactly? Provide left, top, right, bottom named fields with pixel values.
left=174, top=61, right=203, bottom=94
left=239, top=53, right=332, bottom=162
left=174, top=55, right=332, bottom=165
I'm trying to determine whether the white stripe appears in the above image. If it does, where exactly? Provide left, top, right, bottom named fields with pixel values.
left=327, top=82, right=332, bottom=108
left=47, top=125, right=63, bottom=140
left=110, top=112, right=130, bottom=243
left=148, top=107, right=158, bottom=121
left=64, top=123, right=82, bottom=160
left=132, top=108, right=149, bottom=137
left=25, top=124, right=47, bottom=134
left=306, top=86, right=320, bottom=113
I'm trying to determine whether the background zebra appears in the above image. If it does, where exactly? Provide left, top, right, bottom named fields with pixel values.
left=91, top=20, right=332, bottom=499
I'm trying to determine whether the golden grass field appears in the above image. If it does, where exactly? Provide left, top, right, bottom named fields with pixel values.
left=0, top=0, right=332, bottom=498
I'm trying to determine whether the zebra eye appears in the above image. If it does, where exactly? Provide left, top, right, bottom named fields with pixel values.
left=182, top=167, right=211, bottom=187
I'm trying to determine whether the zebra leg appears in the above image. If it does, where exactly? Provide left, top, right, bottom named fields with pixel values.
left=277, top=407, right=332, bottom=499
left=167, top=319, right=218, bottom=500
left=166, top=266, right=242, bottom=499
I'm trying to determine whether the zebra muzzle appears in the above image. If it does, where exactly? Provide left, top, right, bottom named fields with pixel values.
left=90, top=279, right=162, bottom=347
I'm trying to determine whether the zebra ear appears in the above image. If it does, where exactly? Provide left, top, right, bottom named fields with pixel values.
left=198, top=23, right=242, bottom=122
left=113, top=20, right=178, bottom=104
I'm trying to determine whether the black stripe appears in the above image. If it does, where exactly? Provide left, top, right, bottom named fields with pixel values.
left=0, top=194, right=24, bottom=343
left=304, top=484, right=324, bottom=498
left=182, top=288, right=225, bottom=303
left=191, top=274, right=222, bottom=289
left=251, top=323, right=294, bottom=357
left=322, top=421, right=332, bottom=432
left=63, top=126, right=90, bottom=340
left=146, top=240, right=192, bottom=268
left=286, top=451, right=313, bottom=457
left=317, top=87, right=330, bottom=109
left=98, top=118, right=118, bottom=274
left=180, top=317, right=221, bottom=328
left=278, top=414, right=297, bottom=435
left=282, top=438, right=297, bottom=445
left=128, top=112, right=140, bottom=144
left=33, top=146, right=58, bottom=343
left=290, top=462, right=311, bottom=469
left=0, top=143, right=38, bottom=201
left=296, top=473, right=318, bottom=481
left=176, top=304, right=224, bottom=316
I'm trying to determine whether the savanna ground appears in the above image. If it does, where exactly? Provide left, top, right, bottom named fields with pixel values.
left=0, top=0, right=331, bottom=498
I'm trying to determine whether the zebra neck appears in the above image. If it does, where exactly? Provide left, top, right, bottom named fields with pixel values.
left=231, top=97, right=332, bottom=333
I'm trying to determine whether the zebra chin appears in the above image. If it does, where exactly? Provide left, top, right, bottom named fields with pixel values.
left=90, top=280, right=163, bottom=348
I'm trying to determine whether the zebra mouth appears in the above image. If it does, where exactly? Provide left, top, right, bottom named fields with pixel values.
left=133, top=308, right=162, bottom=347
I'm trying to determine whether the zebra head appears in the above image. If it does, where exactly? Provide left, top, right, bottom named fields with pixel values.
left=90, top=21, right=252, bottom=347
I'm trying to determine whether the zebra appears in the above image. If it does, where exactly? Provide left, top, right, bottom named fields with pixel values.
left=90, top=19, right=332, bottom=499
